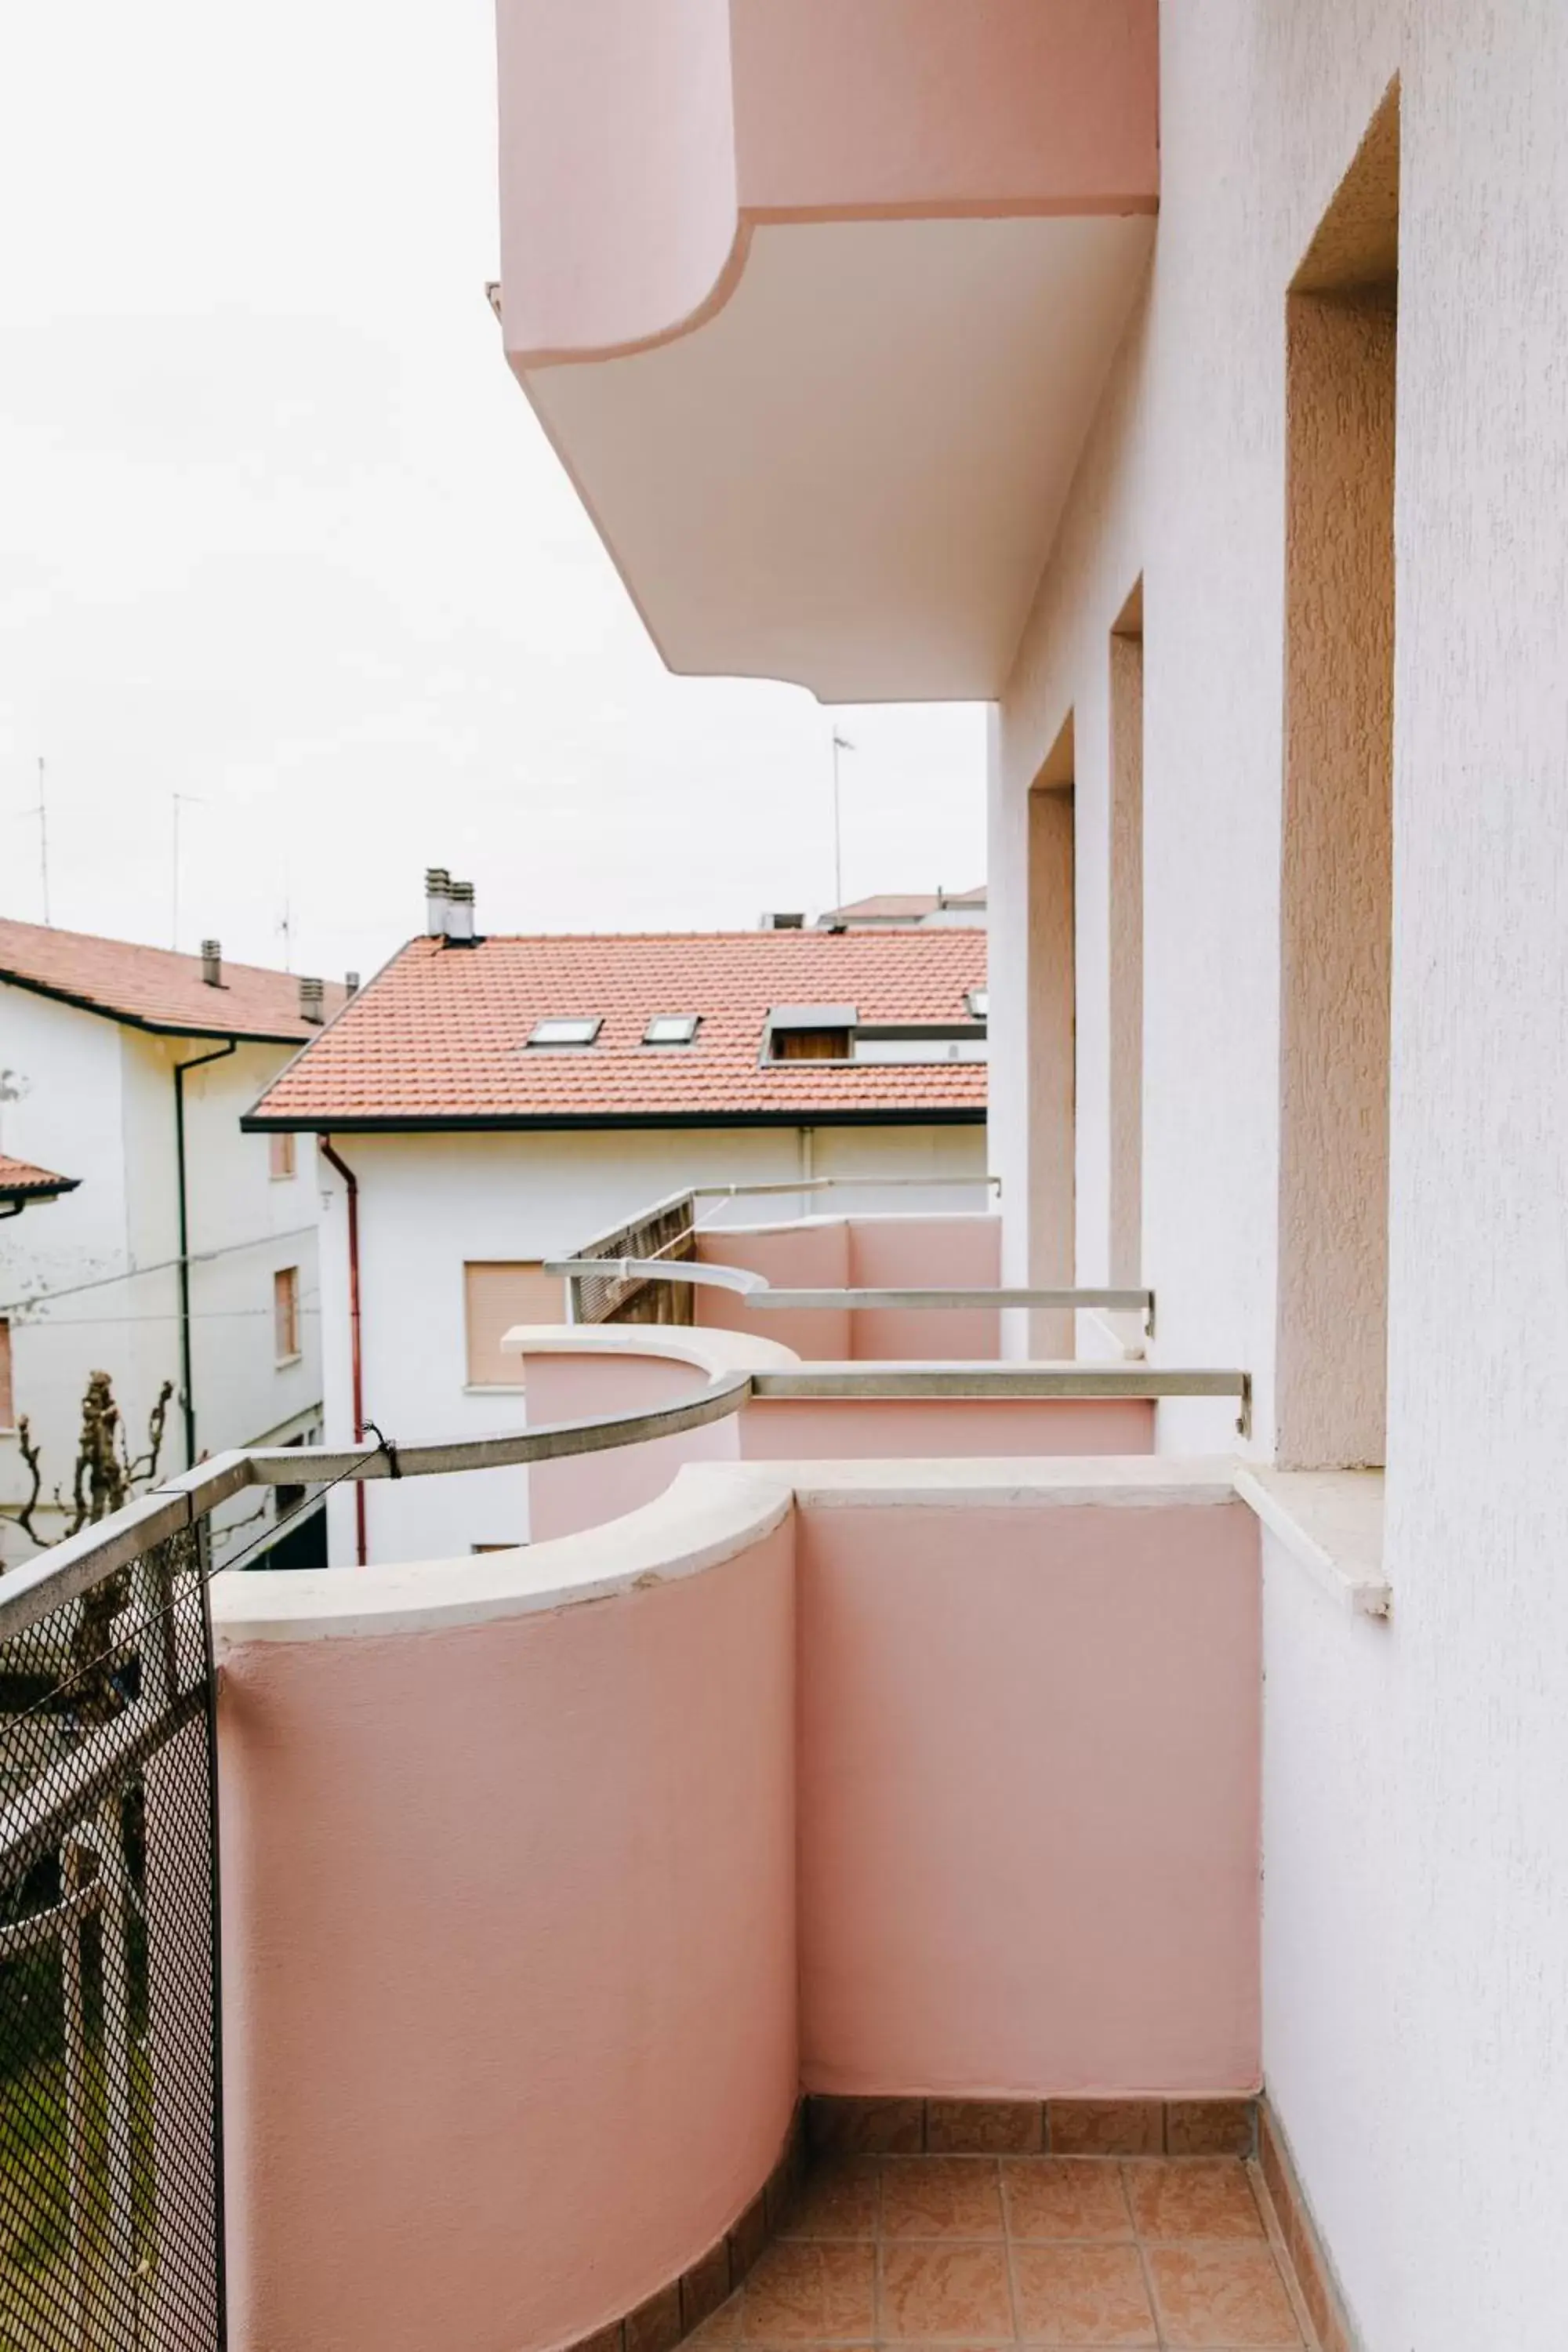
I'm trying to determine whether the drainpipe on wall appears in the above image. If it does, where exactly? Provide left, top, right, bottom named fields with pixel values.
left=318, top=1135, right=366, bottom=1566
left=173, top=1039, right=238, bottom=1470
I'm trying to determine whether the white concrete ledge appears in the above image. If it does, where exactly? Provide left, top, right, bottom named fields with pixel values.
left=213, top=1452, right=1391, bottom=1650
left=212, top=1468, right=794, bottom=1646
left=763, top=1456, right=1240, bottom=1510
left=499, top=1322, right=800, bottom=1373
left=212, top=1457, right=1243, bottom=1648
left=1233, top=1465, right=1390, bottom=1619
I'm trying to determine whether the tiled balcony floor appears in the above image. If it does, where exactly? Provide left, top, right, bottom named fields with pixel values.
left=688, top=2154, right=1316, bottom=2351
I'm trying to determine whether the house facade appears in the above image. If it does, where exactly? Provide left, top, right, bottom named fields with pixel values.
left=246, top=895, right=987, bottom=1563
left=0, top=920, right=342, bottom=1566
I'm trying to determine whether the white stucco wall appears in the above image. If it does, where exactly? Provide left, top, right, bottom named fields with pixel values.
left=316, top=1120, right=986, bottom=1566
left=989, top=4, right=1568, bottom=2343
left=0, top=991, right=323, bottom=1566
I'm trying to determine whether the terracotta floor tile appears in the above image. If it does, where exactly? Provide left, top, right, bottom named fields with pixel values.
left=1009, top=2244, right=1157, bottom=2346
left=742, top=2243, right=877, bottom=2343
left=927, top=2100, right=1044, bottom=2154
left=1123, top=2162, right=1264, bottom=2243
left=1145, top=2245, right=1301, bottom=2348
left=684, top=2291, right=745, bottom=2347
left=882, top=2158, right=1005, bottom=2240
left=879, top=2243, right=1016, bottom=2340
left=1000, top=2160, right=1131, bottom=2243
left=781, top=2160, right=880, bottom=2241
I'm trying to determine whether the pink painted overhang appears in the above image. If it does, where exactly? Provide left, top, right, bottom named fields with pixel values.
left=495, top=0, right=1160, bottom=699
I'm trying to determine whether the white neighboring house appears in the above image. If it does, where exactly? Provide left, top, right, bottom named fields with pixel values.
left=0, top=920, right=346, bottom=1569
left=245, top=881, right=987, bottom=1566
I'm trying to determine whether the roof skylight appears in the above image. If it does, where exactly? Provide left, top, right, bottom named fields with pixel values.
left=642, top=1014, right=700, bottom=1045
left=526, top=1017, right=602, bottom=1048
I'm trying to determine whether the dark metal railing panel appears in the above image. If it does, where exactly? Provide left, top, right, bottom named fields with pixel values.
left=0, top=1524, right=223, bottom=2349
left=564, top=1193, right=697, bottom=1326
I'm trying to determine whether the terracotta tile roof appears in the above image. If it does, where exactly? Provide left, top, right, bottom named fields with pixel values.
left=824, top=886, right=987, bottom=924
left=0, top=918, right=346, bottom=1042
left=246, top=931, right=987, bottom=1129
left=0, top=1153, right=78, bottom=1201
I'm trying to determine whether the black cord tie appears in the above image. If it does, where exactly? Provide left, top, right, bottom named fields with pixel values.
left=364, top=1419, right=403, bottom=1478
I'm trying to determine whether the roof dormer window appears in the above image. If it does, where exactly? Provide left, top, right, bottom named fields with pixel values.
left=764, top=1004, right=858, bottom=1062
left=526, top=1017, right=602, bottom=1048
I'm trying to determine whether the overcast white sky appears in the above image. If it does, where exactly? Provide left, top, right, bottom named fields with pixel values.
left=0, top=0, right=985, bottom=987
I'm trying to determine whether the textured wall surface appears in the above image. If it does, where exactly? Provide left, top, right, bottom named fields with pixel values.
left=991, top=2, right=1568, bottom=2343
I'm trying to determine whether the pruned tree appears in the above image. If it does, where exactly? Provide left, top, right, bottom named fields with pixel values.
left=11, top=1370, right=176, bottom=1549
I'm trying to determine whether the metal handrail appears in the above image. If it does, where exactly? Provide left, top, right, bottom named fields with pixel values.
left=0, top=1373, right=753, bottom=1644
left=0, top=1341, right=1257, bottom=1642
left=546, top=1255, right=1156, bottom=1333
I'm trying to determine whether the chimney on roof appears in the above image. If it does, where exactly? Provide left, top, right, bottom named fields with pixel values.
left=345, top=971, right=361, bottom=998
left=425, top=867, right=452, bottom=937
left=445, top=880, right=477, bottom=946
left=200, top=938, right=222, bottom=987
left=299, top=976, right=325, bottom=1025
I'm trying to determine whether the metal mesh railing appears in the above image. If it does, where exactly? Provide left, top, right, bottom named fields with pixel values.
left=0, top=1525, right=222, bottom=2350
left=566, top=1195, right=696, bottom=1327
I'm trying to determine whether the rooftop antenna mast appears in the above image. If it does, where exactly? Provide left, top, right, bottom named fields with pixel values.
left=171, top=793, right=204, bottom=951
left=830, top=729, right=855, bottom=911
left=31, top=757, right=51, bottom=925
left=277, top=867, right=294, bottom=974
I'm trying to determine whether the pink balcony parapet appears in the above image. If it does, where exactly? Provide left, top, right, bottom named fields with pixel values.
left=214, top=1457, right=1258, bottom=2352
left=692, top=1211, right=1005, bottom=1359
left=516, top=1330, right=1157, bottom=1544
left=495, top=2, right=1158, bottom=698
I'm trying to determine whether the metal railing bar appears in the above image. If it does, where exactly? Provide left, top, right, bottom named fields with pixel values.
left=243, top=1371, right=753, bottom=1483
left=0, top=1490, right=191, bottom=1646
left=546, top=1258, right=1154, bottom=1321
left=752, top=1367, right=1247, bottom=1399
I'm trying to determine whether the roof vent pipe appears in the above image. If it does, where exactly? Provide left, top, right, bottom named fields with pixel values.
left=425, top=867, right=452, bottom=937
left=345, top=971, right=361, bottom=998
left=299, top=976, right=325, bottom=1025
left=445, top=880, right=476, bottom=946
left=200, top=938, right=223, bottom=987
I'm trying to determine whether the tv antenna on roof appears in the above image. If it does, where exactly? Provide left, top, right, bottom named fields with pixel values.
left=31, top=757, right=51, bottom=926
left=830, top=730, right=855, bottom=911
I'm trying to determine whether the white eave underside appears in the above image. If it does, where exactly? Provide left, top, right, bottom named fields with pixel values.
left=521, top=212, right=1154, bottom=703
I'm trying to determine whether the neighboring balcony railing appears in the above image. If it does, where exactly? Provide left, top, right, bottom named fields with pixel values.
left=559, top=1176, right=1000, bottom=1327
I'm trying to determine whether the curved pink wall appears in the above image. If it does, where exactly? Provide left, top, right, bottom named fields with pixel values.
left=795, top=1499, right=1261, bottom=2096
left=525, top=1352, right=742, bottom=1544
left=520, top=1346, right=1154, bottom=1545
left=217, top=1476, right=1261, bottom=2345
left=695, top=1222, right=853, bottom=1359
left=497, top=0, right=739, bottom=361
left=499, top=0, right=1158, bottom=364
left=219, top=1532, right=797, bottom=2352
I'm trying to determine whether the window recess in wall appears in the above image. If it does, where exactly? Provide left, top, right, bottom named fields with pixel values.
left=464, top=1261, right=565, bottom=1387
left=1276, top=80, right=1398, bottom=1470
left=1109, top=579, right=1144, bottom=1288
left=273, top=1266, right=301, bottom=1365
